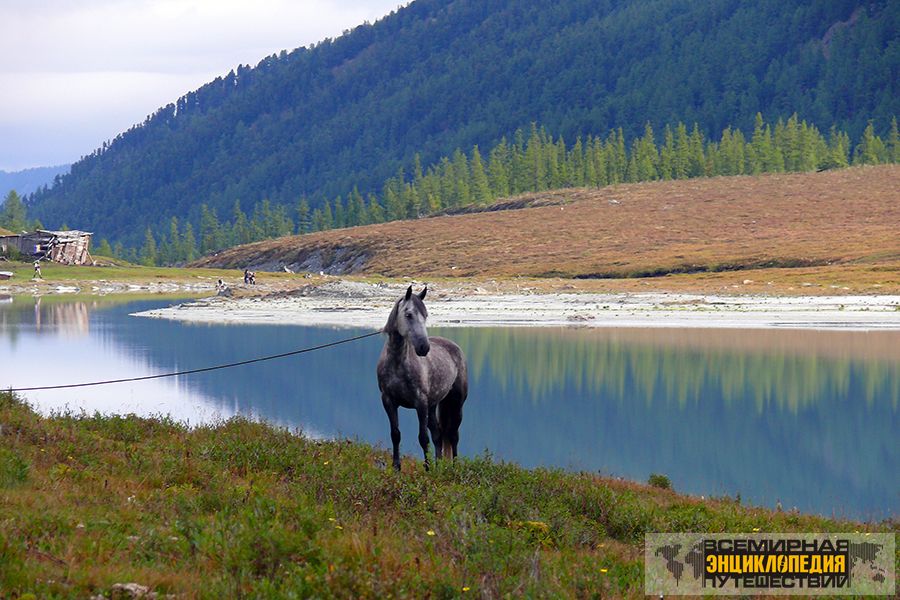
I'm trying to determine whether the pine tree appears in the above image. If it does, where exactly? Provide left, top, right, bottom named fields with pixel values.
left=347, top=187, right=364, bottom=227
left=487, top=140, right=510, bottom=198
left=384, top=180, right=405, bottom=221
left=0, top=190, right=27, bottom=232
left=673, top=122, right=690, bottom=179
left=332, top=196, right=346, bottom=229
left=524, top=123, right=546, bottom=191
left=451, top=149, right=471, bottom=205
left=367, top=195, right=385, bottom=224
left=199, top=204, right=222, bottom=255
left=296, top=198, right=312, bottom=234
left=163, top=216, right=180, bottom=264
left=659, top=126, right=676, bottom=180
left=853, top=122, right=881, bottom=165
left=350, top=190, right=368, bottom=226
left=688, top=124, right=706, bottom=177
left=232, top=200, right=251, bottom=245
left=889, top=117, right=900, bottom=163
left=470, top=145, right=491, bottom=204
left=747, top=113, right=766, bottom=174
left=139, top=227, right=157, bottom=266
left=320, top=199, right=334, bottom=230
left=634, top=122, right=658, bottom=180
left=96, top=238, right=113, bottom=257
left=181, top=223, right=197, bottom=262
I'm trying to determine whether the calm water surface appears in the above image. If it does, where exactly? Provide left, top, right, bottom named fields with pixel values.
left=1, top=296, right=897, bottom=521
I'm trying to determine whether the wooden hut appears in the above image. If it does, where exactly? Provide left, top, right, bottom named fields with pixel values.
left=1, top=230, right=94, bottom=265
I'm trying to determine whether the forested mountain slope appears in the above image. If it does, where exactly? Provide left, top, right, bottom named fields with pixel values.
left=27, top=0, right=899, bottom=246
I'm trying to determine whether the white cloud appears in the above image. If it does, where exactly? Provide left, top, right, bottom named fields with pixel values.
left=0, top=0, right=404, bottom=170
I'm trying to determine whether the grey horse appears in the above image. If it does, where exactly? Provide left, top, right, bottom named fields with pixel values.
left=377, top=286, right=468, bottom=471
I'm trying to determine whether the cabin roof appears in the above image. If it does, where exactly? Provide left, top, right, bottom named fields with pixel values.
left=30, top=229, right=93, bottom=241
left=0, top=227, right=16, bottom=237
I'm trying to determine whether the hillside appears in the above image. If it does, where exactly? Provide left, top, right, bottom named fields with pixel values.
left=27, top=0, right=899, bottom=246
left=195, top=165, right=900, bottom=289
left=0, top=164, right=69, bottom=197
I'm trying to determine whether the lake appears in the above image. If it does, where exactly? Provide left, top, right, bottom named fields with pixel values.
left=1, top=295, right=897, bottom=521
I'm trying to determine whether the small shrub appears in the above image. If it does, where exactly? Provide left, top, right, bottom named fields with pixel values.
left=648, top=473, right=671, bottom=490
left=0, top=447, right=28, bottom=487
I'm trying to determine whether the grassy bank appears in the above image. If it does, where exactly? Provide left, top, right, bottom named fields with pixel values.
left=0, top=392, right=895, bottom=598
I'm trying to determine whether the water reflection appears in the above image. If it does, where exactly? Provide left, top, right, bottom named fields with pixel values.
left=1, top=297, right=897, bottom=520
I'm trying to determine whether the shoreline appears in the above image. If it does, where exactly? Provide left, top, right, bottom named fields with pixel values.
left=131, top=279, right=900, bottom=331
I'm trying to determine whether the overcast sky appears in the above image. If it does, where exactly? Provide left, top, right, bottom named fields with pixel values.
left=0, top=0, right=404, bottom=171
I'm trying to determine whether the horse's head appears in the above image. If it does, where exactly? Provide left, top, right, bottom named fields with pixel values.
left=386, top=285, right=430, bottom=356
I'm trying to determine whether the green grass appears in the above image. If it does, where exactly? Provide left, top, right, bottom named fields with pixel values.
left=0, top=391, right=895, bottom=598
left=0, top=260, right=244, bottom=282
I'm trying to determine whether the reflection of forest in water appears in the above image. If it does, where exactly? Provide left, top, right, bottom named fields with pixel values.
left=449, top=327, right=900, bottom=413
left=2, top=297, right=898, bottom=519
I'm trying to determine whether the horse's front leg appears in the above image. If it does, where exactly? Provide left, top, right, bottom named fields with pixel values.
left=428, top=403, right=442, bottom=460
left=415, top=402, right=431, bottom=471
left=382, top=394, right=401, bottom=471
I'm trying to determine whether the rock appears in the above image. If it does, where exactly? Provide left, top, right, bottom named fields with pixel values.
left=742, top=279, right=753, bottom=284
left=110, top=583, right=150, bottom=599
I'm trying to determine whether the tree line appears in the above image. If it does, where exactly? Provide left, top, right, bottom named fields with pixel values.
left=118, top=114, right=898, bottom=266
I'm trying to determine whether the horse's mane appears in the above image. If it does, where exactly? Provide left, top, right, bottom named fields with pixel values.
left=383, top=299, right=401, bottom=335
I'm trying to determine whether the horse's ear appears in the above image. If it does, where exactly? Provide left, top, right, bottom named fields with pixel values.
left=418, top=287, right=427, bottom=300
left=405, top=285, right=413, bottom=301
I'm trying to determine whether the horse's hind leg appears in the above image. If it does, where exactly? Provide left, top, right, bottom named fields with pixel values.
left=439, top=393, right=464, bottom=460
left=382, top=395, right=401, bottom=471
left=415, top=403, right=431, bottom=471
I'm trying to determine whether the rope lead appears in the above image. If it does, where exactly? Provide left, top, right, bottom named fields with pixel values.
left=7, top=330, right=382, bottom=392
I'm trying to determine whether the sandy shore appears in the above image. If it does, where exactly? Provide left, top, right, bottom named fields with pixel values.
left=131, top=280, right=900, bottom=331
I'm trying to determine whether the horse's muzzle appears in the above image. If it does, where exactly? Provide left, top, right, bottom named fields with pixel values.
left=415, top=341, right=431, bottom=357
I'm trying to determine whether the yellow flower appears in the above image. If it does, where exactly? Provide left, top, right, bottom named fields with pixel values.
left=752, top=527, right=761, bottom=532
left=600, top=568, right=608, bottom=573
left=462, top=587, right=470, bottom=592
left=335, top=525, right=343, bottom=530
left=323, top=461, right=329, bottom=465
left=426, top=530, right=436, bottom=536
left=328, top=517, right=336, bottom=522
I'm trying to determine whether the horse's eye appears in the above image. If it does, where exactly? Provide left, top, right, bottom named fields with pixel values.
left=405, top=313, right=413, bottom=319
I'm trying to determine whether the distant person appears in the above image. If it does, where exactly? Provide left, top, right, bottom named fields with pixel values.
left=243, top=269, right=250, bottom=284
left=33, top=260, right=43, bottom=280
left=249, top=271, right=256, bottom=285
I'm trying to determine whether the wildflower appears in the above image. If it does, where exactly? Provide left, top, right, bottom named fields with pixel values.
left=426, top=530, right=436, bottom=536
left=323, top=461, right=329, bottom=465
left=328, top=517, right=336, bottom=522
left=752, top=527, right=760, bottom=532
left=462, top=586, right=470, bottom=592
left=600, top=568, right=608, bottom=573
left=335, top=525, right=343, bottom=530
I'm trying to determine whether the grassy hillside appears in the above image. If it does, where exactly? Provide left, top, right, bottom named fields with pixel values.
left=27, top=0, right=898, bottom=246
left=195, top=165, right=900, bottom=291
left=1, top=392, right=894, bottom=598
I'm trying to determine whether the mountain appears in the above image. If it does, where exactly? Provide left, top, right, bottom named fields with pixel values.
left=27, top=0, right=899, bottom=247
left=1, top=165, right=70, bottom=197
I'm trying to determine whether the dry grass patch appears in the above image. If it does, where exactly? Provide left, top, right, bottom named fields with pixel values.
left=196, top=166, right=900, bottom=293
